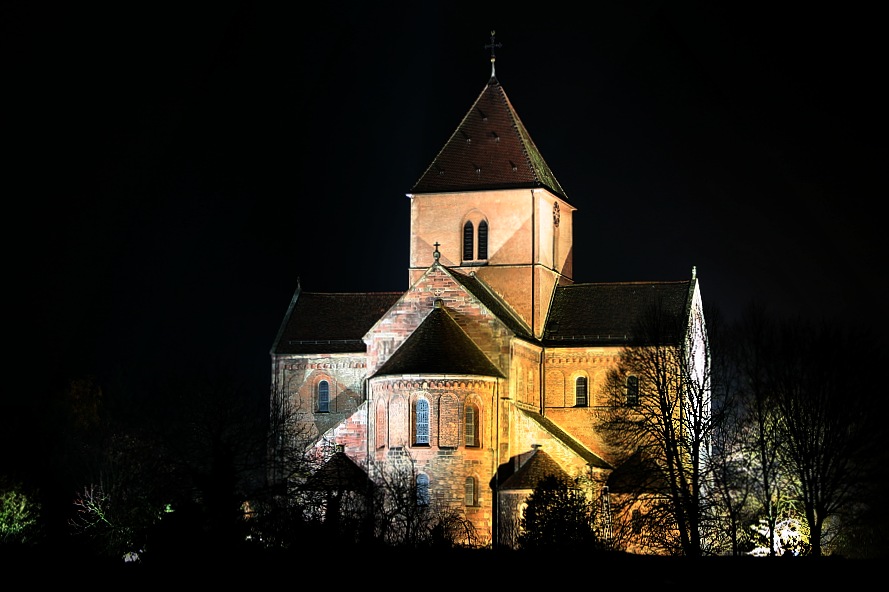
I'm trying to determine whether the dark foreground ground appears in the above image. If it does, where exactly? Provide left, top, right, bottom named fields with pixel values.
left=1, top=544, right=881, bottom=586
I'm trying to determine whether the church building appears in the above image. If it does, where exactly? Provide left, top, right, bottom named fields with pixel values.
left=270, top=36, right=708, bottom=550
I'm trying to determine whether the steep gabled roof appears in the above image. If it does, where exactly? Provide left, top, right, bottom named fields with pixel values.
left=300, top=451, right=374, bottom=492
left=499, top=448, right=573, bottom=491
left=543, top=280, right=694, bottom=347
left=271, top=284, right=403, bottom=355
left=373, top=300, right=505, bottom=378
left=411, top=77, right=567, bottom=200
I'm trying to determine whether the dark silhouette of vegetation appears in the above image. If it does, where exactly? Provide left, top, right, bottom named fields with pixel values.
left=517, top=475, right=601, bottom=551
left=2, top=307, right=888, bottom=569
left=706, top=306, right=889, bottom=558
left=765, top=315, right=884, bottom=556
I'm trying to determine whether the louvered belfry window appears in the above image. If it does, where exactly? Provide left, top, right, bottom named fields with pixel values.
left=463, top=221, right=474, bottom=261
left=477, top=220, right=488, bottom=260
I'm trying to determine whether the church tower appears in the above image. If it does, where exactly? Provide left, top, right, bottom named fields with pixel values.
left=407, top=33, right=574, bottom=338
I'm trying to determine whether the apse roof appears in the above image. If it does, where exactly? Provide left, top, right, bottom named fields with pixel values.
left=372, top=300, right=505, bottom=378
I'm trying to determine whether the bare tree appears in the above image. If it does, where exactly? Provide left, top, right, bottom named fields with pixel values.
left=597, top=298, right=714, bottom=557
left=766, top=316, right=882, bottom=556
left=707, top=391, right=757, bottom=555
left=231, top=379, right=323, bottom=551
left=367, top=452, right=479, bottom=549
left=711, top=304, right=791, bottom=556
left=68, top=427, right=173, bottom=560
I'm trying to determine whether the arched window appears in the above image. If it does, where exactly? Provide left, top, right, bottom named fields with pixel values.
left=463, top=221, right=474, bottom=261
left=417, top=473, right=430, bottom=506
left=464, top=476, right=477, bottom=506
left=462, top=216, right=489, bottom=262
left=626, top=375, right=639, bottom=406
left=575, top=376, right=588, bottom=407
left=465, top=403, right=480, bottom=447
left=477, top=220, right=488, bottom=260
left=318, top=380, right=330, bottom=413
left=415, top=399, right=430, bottom=445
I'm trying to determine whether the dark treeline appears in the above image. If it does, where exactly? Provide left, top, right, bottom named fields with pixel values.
left=2, top=303, right=888, bottom=570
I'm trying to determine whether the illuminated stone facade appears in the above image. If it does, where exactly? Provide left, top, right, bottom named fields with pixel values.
left=270, top=59, right=707, bottom=550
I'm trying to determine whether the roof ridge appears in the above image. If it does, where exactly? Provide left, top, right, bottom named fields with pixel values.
left=560, top=279, right=691, bottom=288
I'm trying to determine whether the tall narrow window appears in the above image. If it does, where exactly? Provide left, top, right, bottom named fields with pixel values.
left=417, top=474, right=430, bottom=506
left=463, top=221, right=474, bottom=261
left=575, top=376, right=588, bottom=407
left=464, top=477, right=477, bottom=506
left=465, top=403, right=478, bottom=447
left=318, top=380, right=330, bottom=413
left=626, top=375, right=639, bottom=406
left=415, top=399, right=429, bottom=444
left=477, top=220, right=488, bottom=260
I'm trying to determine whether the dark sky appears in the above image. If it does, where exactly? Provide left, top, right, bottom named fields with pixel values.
left=5, top=2, right=884, bottom=403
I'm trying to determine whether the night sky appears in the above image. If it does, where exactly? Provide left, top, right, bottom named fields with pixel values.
left=5, top=2, right=884, bottom=407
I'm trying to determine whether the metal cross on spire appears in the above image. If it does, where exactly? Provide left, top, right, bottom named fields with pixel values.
left=485, top=30, right=502, bottom=80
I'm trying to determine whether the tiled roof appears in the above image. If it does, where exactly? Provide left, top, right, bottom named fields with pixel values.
left=272, top=288, right=403, bottom=355
left=499, top=448, right=573, bottom=491
left=543, top=281, right=693, bottom=346
left=519, top=408, right=612, bottom=469
left=449, top=269, right=533, bottom=340
left=373, top=301, right=505, bottom=378
left=300, top=452, right=374, bottom=492
left=411, top=77, right=567, bottom=200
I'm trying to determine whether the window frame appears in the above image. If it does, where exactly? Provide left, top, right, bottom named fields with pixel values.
left=415, top=398, right=430, bottom=445
left=318, top=380, right=330, bottom=413
left=464, top=476, right=477, bottom=506
left=417, top=473, right=430, bottom=506
left=626, top=375, right=639, bottom=406
left=464, top=403, right=479, bottom=447
left=477, top=220, right=488, bottom=260
left=575, top=376, right=588, bottom=407
left=463, top=221, right=474, bottom=261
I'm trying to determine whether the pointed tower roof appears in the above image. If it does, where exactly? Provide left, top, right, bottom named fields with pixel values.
left=411, top=33, right=567, bottom=200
